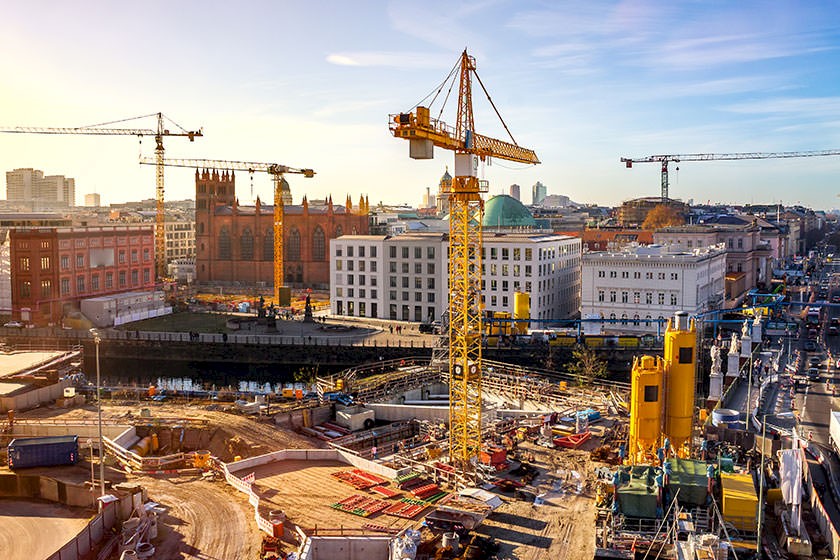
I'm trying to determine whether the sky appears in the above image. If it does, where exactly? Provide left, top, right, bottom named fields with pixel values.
left=2, top=1, right=840, bottom=210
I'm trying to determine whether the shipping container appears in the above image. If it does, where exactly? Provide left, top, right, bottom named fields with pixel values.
left=7, top=436, right=79, bottom=470
left=720, top=472, right=757, bottom=531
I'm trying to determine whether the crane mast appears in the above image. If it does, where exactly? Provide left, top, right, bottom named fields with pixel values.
left=0, top=112, right=202, bottom=279
left=139, top=157, right=315, bottom=306
left=621, top=149, right=840, bottom=202
left=390, top=50, right=539, bottom=478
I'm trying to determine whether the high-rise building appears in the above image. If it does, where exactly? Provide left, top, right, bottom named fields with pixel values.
left=84, top=193, right=101, bottom=207
left=531, top=181, right=547, bottom=206
left=509, top=184, right=520, bottom=201
left=6, top=168, right=75, bottom=208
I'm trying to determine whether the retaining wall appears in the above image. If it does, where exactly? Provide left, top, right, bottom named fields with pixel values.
left=299, top=535, right=392, bottom=560
left=10, top=421, right=130, bottom=440
left=1, top=379, right=71, bottom=412
left=366, top=403, right=449, bottom=423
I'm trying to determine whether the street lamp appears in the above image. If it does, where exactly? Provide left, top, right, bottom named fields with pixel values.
left=90, top=328, right=105, bottom=497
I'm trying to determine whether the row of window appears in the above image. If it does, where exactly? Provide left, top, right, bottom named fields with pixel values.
left=336, top=288, right=378, bottom=300
left=335, top=260, right=379, bottom=272
left=336, top=244, right=376, bottom=258
left=598, top=270, right=680, bottom=280
left=603, top=313, right=665, bottom=326
left=334, top=301, right=438, bottom=323
left=216, top=226, right=338, bottom=262
left=18, top=268, right=151, bottom=299
left=19, top=249, right=152, bottom=272
left=597, top=290, right=679, bottom=306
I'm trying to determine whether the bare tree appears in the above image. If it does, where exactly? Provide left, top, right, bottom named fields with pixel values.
left=568, top=345, right=608, bottom=386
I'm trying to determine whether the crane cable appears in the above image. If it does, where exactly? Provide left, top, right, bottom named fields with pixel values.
left=473, top=70, right=520, bottom=147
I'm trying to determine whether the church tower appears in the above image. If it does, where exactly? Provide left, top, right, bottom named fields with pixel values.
left=435, top=167, right=452, bottom=216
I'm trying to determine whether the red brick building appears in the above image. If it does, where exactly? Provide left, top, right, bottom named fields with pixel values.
left=194, top=169, right=369, bottom=290
left=10, top=225, right=155, bottom=325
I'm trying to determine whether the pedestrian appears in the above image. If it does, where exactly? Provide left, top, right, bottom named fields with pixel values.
left=372, top=445, right=378, bottom=459
left=389, top=325, right=393, bottom=334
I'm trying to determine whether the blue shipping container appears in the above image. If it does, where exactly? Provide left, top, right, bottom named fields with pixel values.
left=7, top=435, right=79, bottom=469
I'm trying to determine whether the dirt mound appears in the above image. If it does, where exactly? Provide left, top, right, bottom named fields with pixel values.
left=206, top=429, right=270, bottom=462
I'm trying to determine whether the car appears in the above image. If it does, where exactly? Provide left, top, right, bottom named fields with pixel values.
left=832, top=295, right=840, bottom=303
left=3, top=321, right=22, bottom=328
left=809, top=356, right=823, bottom=367
left=418, top=323, right=435, bottom=334
left=830, top=326, right=839, bottom=336
left=808, top=367, right=821, bottom=381
left=805, top=340, right=818, bottom=352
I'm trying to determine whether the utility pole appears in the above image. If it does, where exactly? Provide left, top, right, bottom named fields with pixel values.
left=90, top=329, right=105, bottom=496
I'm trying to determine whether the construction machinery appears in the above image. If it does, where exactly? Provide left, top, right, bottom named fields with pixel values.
left=621, top=149, right=840, bottom=201
left=139, top=157, right=315, bottom=306
left=0, top=112, right=202, bottom=279
left=389, top=49, right=539, bottom=478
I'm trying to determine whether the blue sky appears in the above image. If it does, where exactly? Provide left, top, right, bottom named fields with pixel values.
left=2, top=1, right=840, bottom=209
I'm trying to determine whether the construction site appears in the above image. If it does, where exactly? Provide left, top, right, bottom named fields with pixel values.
left=0, top=49, right=825, bottom=560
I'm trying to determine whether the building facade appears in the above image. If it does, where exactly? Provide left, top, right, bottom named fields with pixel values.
left=330, top=232, right=581, bottom=323
left=84, top=193, right=101, bottom=207
left=6, top=168, right=75, bottom=208
left=581, top=244, right=726, bottom=333
left=193, top=169, right=369, bottom=290
left=653, top=224, right=772, bottom=301
left=509, top=184, right=521, bottom=201
left=532, top=181, right=547, bottom=206
left=164, top=220, right=195, bottom=264
left=9, top=225, right=156, bottom=325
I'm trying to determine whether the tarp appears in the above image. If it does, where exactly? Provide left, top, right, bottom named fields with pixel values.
left=667, top=458, right=708, bottom=506
left=779, top=448, right=803, bottom=534
left=721, top=473, right=758, bottom=531
left=616, top=467, right=658, bottom=518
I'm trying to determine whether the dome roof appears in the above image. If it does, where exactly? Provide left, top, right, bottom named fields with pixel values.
left=482, top=195, right=536, bottom=228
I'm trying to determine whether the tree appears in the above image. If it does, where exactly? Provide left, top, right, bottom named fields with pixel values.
left=642, top=204, right=685, bottom=230
left=567, top=344, right=608, bottom=386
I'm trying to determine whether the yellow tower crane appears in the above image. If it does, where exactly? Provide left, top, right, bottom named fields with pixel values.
left=0, top=112, right=202, bottom=279
left=139, top=157, right=314, bottom=306
left=390, top=50, right=539, bottom=477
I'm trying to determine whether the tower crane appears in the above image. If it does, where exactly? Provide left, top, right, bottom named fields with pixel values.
left=139, top=157, right=315, bottom=306
left=390, top=50, right=539, bottom=478
left=621, top=149, right=840, bottom=202
left=0, top=112, right=202, bottom=279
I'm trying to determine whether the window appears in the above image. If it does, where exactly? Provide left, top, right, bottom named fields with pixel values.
left=105, top=272, right=113, bottom=289
left=347, top=288, right=354, bottom=297
left=621, top=291, right=628, bottom=303
left=40, top=256, right=50, bottom=270
left=737, top=238, right=743, bottom=249
left=337, top=287, right=343, bottom=297
left=502, top=248, right=509, bottom=260
left=634, top=291, right=640, bottom=304
left=131, top=249, right=138, bottom=263
left=491, top=295, right=497, bottom=306
left=348, top=246, right=354, bottom=257
left=415, top=292, right=423, bottom=302
left=370, top=246, right=377, bottom=258
left=371, top=290, right=377, bottom=299
left=502, top=296, right=509, bottom=307
left=609, top=271, right=617, bottom=278
left=658, top=293, right=665, bottom=305
left=490, top=248, right=498, bottom=259
left=19, top=257, right=30, bottom=271
left=60, top=255, right=69, bottom=270
left=287, top=228, right=301, bottom=261
left=336, top=260, right=343, bottom=271
left=427, top=278, right=435, bottom=289
left=131, top=270, right=138, bottom=285
left=143, top=269, right=150, bottom=283
left=402, top=277, right=408, bottom=288
left=427, top=263, right=435, bottom=274
left=670, top=272, right=678, bottom=280
left=240, top=228, right=254, bottom=260
left=621, top=271, right=629, bottom=278
left=414, top=247, right=422, bottom=259
left=347, top=261, right=354, bottom=271
left=119, top=271, right=126, bottom=287
left=513, top=248, right=520, bottom=260
left=402, top=292, right=409, bottom=301
left=91, top=275, right=100, bottom=291
left=389, top=290, right=396, bottom=300
left=737, top=263, right=743, bottom=272
left=218, top=227, right=232, bottom=260
left=427, top=292, right=435, bottom=302
left=633, top=314, right=640, bottom=326
left=358, top=246, right=365, bottom=258
left=609, top=291, right=616, bottom=302
left=40, top=279, right=51, bottom=298
left=60, top=278, right=70, bottom=295
left=370, top=261, right=377, bottom=272
left=143, top=247, right=151, bottom=262
left=312, top=226, right=326, bottom=261
left=76, top=276, right=85, bottom=293
left=634, top=271, right=641, bottom=279
left=390, top=262, right=397, bottom=273
left=502, top=281, right=509, bottom=291
left=20, top=280, right=31, bottom=298
left=502, top=265, right=509, bottom=276
left=525, top=248, right=532, bottom=260
left=491, top=280, right=498, bottom=291
left=389, top=276, right=397, bottom=287
left=389, top=246, right=396, bottom=258
left=513, top=264, right=520, bottom=276
left=347, top=274, right=354, bottom=285
left=658, top=272, right=666, bottom=280
left=263, top=228, right=273, bottom=261
left=598, top=290, right=605, bottom=302
left=415, top=263, right=422, bottom=274
left=402, top=263, right=409, bottom=274
left=525, top=265, right=532, bottom=277
left=359, top=261, right=365, bottom=272
left=415, top=277, right=422, bottom=289
left=402, top=247, right=409, bottom=258
left=645, top=272, right=653, bottom=279
left=119, top=250, right=126, bottom=264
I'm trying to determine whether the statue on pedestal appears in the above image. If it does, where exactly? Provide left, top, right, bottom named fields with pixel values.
left=730, top=332, right=739, bottom=354
left=710, top=344, right=722, bottom=374
left=303, top=293, right=314, bottom=323
left=741, top=319, right=750, bottom=339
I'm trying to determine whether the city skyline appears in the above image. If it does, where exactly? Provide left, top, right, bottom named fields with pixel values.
left=2, top=1, right=840, bottom=209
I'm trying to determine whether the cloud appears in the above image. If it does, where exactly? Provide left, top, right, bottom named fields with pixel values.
left=325, top=51, right=452, bottom=69
left=722, top=96, right=840, bottom=117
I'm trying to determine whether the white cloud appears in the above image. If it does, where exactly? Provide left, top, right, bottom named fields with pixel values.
left=325, top=51, right=452, bottom=69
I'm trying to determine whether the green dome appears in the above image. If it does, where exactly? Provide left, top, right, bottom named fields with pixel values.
left=482, top=195, right=536, bottom=228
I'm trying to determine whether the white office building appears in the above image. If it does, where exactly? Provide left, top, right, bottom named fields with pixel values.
left=581, top=244, right=726, bottom=333
left=330, top=232, right=581, bottom=323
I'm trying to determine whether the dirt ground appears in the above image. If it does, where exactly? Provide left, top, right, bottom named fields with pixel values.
left=135, top=476, right=262, bottom=560
left=475, top=444, right=598, bottom=560
left=0, top=498, right=93, bottom=560
left=250, top=459, right=419, bottom=533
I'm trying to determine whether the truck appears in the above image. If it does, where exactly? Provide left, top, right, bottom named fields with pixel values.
left=830, top=411, right=840, bottom=456
left=7, top=435, right=79, bottom=470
